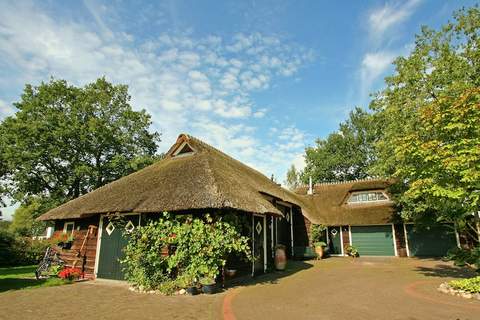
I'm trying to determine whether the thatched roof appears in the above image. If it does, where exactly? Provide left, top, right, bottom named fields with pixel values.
left=295, top=179, right=397, bottom=226
left=39, top=134, right=310, bottom=221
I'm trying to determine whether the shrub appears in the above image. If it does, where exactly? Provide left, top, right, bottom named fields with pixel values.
left=58, top=267, right=83, bottom=280
left=310, top=224, right=326, bottom=244
left=0, top=230, right=18, bottom=267
left=346, top=245, right=359, bottom=257
left=446, top=246, right=480, bottom=271
left=449, top=276, right=480, bottom=293
left=0, top=229, right=51, bottom=267
left=122, top=212, right=251, bottom=294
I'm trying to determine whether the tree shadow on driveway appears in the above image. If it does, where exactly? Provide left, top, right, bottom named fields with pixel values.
left=223, top=260, right=314, bottom=290
left=414, top=261, right=477, bottom=279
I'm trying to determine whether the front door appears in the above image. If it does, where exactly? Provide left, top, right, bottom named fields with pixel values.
left=329, top=226, right=342, bottom=255
left=253, top=215, right=265, bottom=275
left=97, top=215, right=139, bottom=280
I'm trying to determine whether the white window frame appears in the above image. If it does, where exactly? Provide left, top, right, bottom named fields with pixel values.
left=172, top=141, right=195, bottom=157
left=347, top=191, right=390, bottom=204
left=63, top=222, right=75, bottom=235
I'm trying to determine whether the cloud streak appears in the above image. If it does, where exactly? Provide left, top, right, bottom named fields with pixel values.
left=0, top=1, right=312, bottom=183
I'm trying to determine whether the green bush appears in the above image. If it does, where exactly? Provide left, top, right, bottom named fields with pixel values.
left=0, top=229, right=50, bottom=267
left=122, top=213, right=251, bottom=294
left=0, top=230, right=18, bottom=267
left=310, top=224, right=326, bottom=244
left=449, top=276, right=480, bottom=293
left=446, top=246, right=480, bottom=271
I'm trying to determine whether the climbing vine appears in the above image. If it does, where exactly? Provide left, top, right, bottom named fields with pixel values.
left=121, top=212, right=251, bottom=294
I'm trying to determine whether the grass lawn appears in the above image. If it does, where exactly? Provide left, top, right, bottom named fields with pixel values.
left=0, top=265, right=69, bottom=293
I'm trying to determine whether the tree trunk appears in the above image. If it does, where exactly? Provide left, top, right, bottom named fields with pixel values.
left=474, top=210, right=480, bottom=244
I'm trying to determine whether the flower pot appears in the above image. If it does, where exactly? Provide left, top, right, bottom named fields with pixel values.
left=186, top=286, right=199, bottom=295
left=61, top=242, right=73, bottom=250
left=201, top=283, right=217, bottom=294
left=225, top=269, right=237, bottom=277
left=315, top=246, right=324, bottom=259
left=274, top=245, right=287, bottom=270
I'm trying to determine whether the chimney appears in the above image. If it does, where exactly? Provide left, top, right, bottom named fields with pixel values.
left=307, top=176, right=314, bottom=195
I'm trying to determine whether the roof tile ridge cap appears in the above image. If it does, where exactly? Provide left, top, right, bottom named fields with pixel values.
left=312, top=177, right=383, bottom=187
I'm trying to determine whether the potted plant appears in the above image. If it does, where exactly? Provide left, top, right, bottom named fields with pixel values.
left=346, top=245, right=359, bottom=258
left=200, top=277, right=217, bottom=294
left=61, top=234, right=75, bottom=249
left=225, top=268, right=237, bottom=277
left=58, top=267, right=83, bottom=281
left=314, top=241, right=327, bottom=259
left=178, top=275, right=199, bottom=295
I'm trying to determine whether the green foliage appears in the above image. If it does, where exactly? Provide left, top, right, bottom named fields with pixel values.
left=310, top=224, right=326, bottom=244
left=449, top=276, right=480, bottom=293
left=0, top=265, right=68, bottom=292
left=9, top=200, right=45, bottom=236
left=285, top=164, right=301, bottom=190
left=369, top=6, right=480, bottom=236
left=302, top=107, right=376, bottom=183
left=446, top=247, right=480, bottom=271
left=0, top=229, right=50, bottom=267
left=0, top=77, right=160, bottom=212
left=122, top=213, right=251, bottom=294
left=313, top=241, right=326, bottom=248
left=346, top=245, right=359, bottom=257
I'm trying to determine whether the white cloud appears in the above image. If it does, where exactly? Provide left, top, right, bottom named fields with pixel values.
left=368, top=0, right=422, bottom=42
left=253, top=108, right=267, bottom=118
left=0, top=1, right=313, bottom=181
left=190, top=118, right=307, bottom=183
left=359, top=51, right=396, bottom=101
left=0, top=99, right=15, bottom=117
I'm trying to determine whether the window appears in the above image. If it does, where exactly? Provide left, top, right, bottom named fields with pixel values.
left=172, top=141, right=195, bottom=157
left=63, top=222, right=75, bottom=235
left=348, top=191, right=388, bottom=203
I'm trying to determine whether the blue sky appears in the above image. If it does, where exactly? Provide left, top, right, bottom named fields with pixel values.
left=0, top=0, right=476, bottom=219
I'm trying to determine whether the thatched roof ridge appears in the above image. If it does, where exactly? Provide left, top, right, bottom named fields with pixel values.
left=295, top=179, right=397, bottom=226
left=38, top=134, right=310, bottom=221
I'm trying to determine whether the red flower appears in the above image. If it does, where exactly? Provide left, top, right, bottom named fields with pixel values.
left=58, top=267, right=83, bottom=280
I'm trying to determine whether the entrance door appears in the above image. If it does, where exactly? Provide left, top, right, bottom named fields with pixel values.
left=253, top=215, right=265, bottom=275
left=329, top=226, right=342, bottom=255
left=97, top=215, right=139, bottom=280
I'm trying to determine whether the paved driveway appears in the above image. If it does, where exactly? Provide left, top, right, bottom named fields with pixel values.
left=228, top=258, right=479, bottom=320
left=0, top=258, right=478, bottom=320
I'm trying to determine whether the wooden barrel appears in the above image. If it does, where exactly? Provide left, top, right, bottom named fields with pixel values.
left=274, top=245, right=287, bottom=270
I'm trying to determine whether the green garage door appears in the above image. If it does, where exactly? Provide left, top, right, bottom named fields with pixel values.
left=351, top=225, right=395, bottom=256
left=406, top=224, right=457, bottom=257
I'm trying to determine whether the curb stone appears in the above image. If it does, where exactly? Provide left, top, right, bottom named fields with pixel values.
left=438, top=282, right=480, bottom=300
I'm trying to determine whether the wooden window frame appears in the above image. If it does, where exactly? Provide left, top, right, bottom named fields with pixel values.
left=63, top=221, right=75, bottom=235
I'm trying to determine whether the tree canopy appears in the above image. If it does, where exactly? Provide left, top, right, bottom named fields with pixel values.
left=297, top=6, right=480, bottom=241
left=0, top=78, right=160, bottom=217
left=369, top=6, right=480, bottom=239
left=285, top=164, right=301, bottom=190
left=301, top=107, right=376, bottom=183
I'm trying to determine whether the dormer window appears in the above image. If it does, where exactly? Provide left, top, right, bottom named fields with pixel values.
left=172, top=141, right=195, bottom=157
left=348, top=191, right=389, bottom=204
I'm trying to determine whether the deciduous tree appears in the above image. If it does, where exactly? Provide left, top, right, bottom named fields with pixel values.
left=0, top=78, right=161, bottom=216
